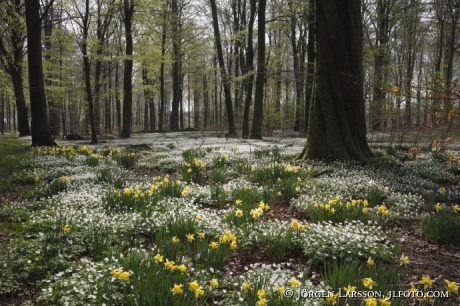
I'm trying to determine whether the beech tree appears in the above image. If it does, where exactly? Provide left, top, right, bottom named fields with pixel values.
left=298, top=0, right=373, bottom=161
left=24, top=0, right=56, bottom=146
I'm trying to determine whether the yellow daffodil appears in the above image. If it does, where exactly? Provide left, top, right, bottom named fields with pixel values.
left=296, top=186, right=301, bottom=192
left=289, top=277, right=300, bottom=288
left=164, top=259, right=176, bottom=271
left=363, top=278, right=375, bottom=289
left=209, top=242, right=219, bottom=249
left=434, top=203, right=443, bottom=211
left=198, top=232, right=205, bottom=239
left=400, top=254, right=409, bottom=265
left=362, top=208, right=368, bottom=213
left=34, top=176, right=39, bottom=182
left=445, top=279, right=459, bottom=294
left=235, top=209, right=243, bottom=217
left=110, top=269, right=122, bottom=278
left=194, top=287, right=204, bottom=298
left=290, top=219, right=300, bottom=229
left=171, top=284, right=183, bottom=295
left=378, top=297, right=391, bottom=306
left=210, top=279, right=219, bottom=288
left=172, top=236, right=180, bottom=243
left=242, top=282, right=252, bottom=292
left=235, top=199, right=242, bottom=205
left=257, top=298, right=268, bottom=306
left=363, top=200, right=369, bottom=207
left=175, top=264, right=187, bottom=273
left=119, top=271, right=132, bottom=280
left=230, top=241, right=238, bottom=249
left=257, top=289, right=267, bottom=298
left=454, top=205, right=460, bottom=213
left=186, top=234, right=194, bottom=242
left=367, top=258, right=375, bottom=266
left=378, top=205, right=387, bottom=212
left=259, top=201, right=270, bottom=210
left=439, top=187, right=446, bottom=194
left=419, top=275, right=434, bottom=289
left=189, top=280, right=200, bottom=291
left=62, top=227, right=71, bottom=233
left=344, top=285, right=356, bottom=295
left=364, top=297, right=377, bottom=306
left=154, top=254, right=164, bottom=264
left=195, top=215, right=202, bottom=220
left=275, top=286, right=285, bottom=295
left=326, top=292, right=338, bottom=305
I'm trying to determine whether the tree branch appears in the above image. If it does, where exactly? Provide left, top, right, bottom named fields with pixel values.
left=39, top=0, right=57, bottom=22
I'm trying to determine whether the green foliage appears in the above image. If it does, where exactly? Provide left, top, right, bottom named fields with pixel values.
left=116, top=153, right=137, bottom=169
left=86, top=154, right=103, bottom=166
left=421, top=207, right=460, bottom=246
left=210, top=184, right=227, bottom=208
left=210, top=168, right=227, bottom=183
left=321, top=260, right=402, bottom=305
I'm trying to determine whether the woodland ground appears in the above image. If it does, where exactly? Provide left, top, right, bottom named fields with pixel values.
left=0, top=131, right=459, bottom=306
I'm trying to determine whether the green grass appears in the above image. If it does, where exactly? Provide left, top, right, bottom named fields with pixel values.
left=0, top=137, right=33, bottom=195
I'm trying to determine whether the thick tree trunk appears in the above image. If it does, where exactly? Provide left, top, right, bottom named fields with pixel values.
left=250, top=0, right=266, bottom=139
left=304, top=0, right=315, bottom=132
left=121, top=0, right=134, bottom=137
left=298, top=0, right=372, bottom=161
left=24, top=0, right=56, bottom=146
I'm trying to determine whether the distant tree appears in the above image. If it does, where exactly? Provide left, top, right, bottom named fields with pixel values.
left=209, top=0, right=236, bottom=136
left=24, top=0, right=56, bottom=146
left=250, top=0, right=266, bottom=139
left=0, top=0, right=31, bottom=136
left=298, top=0, right=372, bottom=161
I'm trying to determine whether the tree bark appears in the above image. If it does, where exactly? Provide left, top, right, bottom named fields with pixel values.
left=209, top=0, right=237, bottom=136
left=121, top=0, right=134, bottom=137
left=81, top=0, right=98, bottom=144
left=250, top=0, right=266, bottom=139
left=304, top=0, right=315, bottom=132
left=24, top=0, right=56, bottom=146
left=298, top=0, right=372, bottom=161
left=242, top=0, right=256, bottom=138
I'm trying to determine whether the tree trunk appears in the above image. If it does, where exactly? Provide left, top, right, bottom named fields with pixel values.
left=115, top=62, right=121, bottom=132
left=210, top=0, right=237, bottom=136
left=24, top=0, right=56, bottom=146
left=297, top=0, right=372, bottom=161
left=242, top=0, right=256, bottom=138
left=44, top=4, right=60, bottom=137
left=82, top=0, right=98, bottom=144
left=121, top=0, right=134, bottom=137
left=250, top=0, right=266, bottom=139
left=304, top=0, right=315, bottom=132
left=159, top=13, right=167, bottom=132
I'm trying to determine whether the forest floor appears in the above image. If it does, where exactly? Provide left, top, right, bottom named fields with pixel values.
left=0, top=132, right=460, bottom=306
